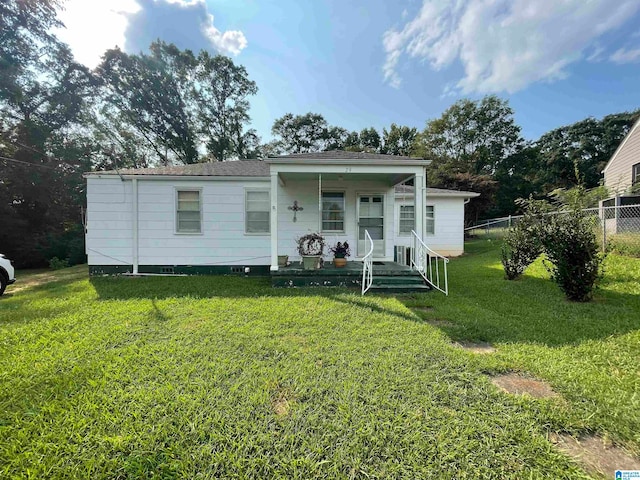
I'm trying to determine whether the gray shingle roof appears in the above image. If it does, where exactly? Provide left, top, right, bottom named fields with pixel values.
left=396, top=185, right=480, bottom=197
left=87, top=160, right=269, bottom=177
left=271, top=150, right=422, bottom=160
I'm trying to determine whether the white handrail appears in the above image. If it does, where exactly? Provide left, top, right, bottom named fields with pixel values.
left=361, top=230, right=374, bottom=295
left=410, top=230, right=449, bottom=295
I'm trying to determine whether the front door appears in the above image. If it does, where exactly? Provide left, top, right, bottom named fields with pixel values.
left=357, top=194, right=385, bottom=257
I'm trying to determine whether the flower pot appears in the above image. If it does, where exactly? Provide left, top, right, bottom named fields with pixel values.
left=302, top=255, right=321, bottom=270
left=278, top=255, right=289, bottom=267
left=333, top=257, right=347, bottom=268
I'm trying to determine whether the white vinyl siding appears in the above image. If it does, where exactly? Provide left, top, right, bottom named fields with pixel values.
left=245, top=189, right=270, bottom=233
left=426, top=205, right=435, bottom=235
left=399, top=205, right=414, bottom=235
left=322, top=191, right=345, bottom=232
left=176, top=189, right=201, bottom=233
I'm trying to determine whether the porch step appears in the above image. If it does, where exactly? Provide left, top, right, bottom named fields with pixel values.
left=368, top=274, right=431, bottom=294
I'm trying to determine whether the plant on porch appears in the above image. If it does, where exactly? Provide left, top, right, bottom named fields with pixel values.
left=329, top=241, right=351, bottom=268
left=296, top=232, right=325, bottom=270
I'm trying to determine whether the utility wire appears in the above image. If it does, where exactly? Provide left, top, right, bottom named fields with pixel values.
left=0, top=155, right=60, bottom=170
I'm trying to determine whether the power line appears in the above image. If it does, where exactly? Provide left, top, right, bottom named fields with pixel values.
left=0, top=155, right=61, bottom=170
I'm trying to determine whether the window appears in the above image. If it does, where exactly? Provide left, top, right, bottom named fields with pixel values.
left=322, top=191, right=345, bottom=232
left=399, top=205, right=414, bottom=235
left=426, top=205, right=435, bottom=235
left=245, top=190, right=270, bottom=233
left=633, top=162, right=640, bottom=185
left=176, top=190, right=201, bottom=233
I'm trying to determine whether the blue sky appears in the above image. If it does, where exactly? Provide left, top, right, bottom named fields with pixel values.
left=58, top=0, right=640, bottom=142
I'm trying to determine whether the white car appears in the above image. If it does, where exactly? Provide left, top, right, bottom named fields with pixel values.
left=0, top=254, right=16, bottom=296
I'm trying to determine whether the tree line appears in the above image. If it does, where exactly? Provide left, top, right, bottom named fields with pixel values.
left=1, top=0, right=638, bottom=267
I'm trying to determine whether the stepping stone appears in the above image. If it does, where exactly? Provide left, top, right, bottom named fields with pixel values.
left=455, top=341, right=495, bottom=354
left=413, top=306, right=434, bottom=312
left=427, top=319, right=455, bottom=328
left=491, top=373, right=559, bottom=399
left=550, top=433, right=640, bottom=478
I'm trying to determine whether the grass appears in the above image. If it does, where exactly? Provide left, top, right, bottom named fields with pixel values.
left=0, top=247, right=638, bottom=479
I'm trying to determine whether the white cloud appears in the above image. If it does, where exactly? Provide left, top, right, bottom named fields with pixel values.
left=610, top=46, right=640, bottom=63
left=383, top=0, right=640, bottom=93
left=57, top=0, right=247, bottom=68
left=56, top=0, right=141, bottom=68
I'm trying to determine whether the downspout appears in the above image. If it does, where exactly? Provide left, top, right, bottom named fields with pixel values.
left=132, top=178, right=139, bottom=275
left=318, top=174, right=322, bottom=232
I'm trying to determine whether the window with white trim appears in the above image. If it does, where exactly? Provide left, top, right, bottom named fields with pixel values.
left=245, top=190, right=270, bottom=233
left=399, top=205, right=414, bottom=235
left=426, top=205, right=435, bottom=235
left=633, top=162, right=640, bottom=185
left=176, top=190, right=201, bottom=233
left=322, top=191, right=345, bottom=232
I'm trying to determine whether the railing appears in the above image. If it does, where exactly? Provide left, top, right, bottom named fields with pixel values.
left=411, top=230, right=449, bottom=295
left=361, top=230, right=374, bottom=295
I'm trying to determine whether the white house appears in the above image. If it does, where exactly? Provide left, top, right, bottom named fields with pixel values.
left=600, top=117, right=640, bottom=233
left=85, top=152, right=478, bottom=291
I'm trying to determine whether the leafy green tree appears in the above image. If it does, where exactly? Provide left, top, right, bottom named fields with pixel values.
left=420, top=95, right=523, bottom=176
left=381, top=124, right=418, bottom=156
left=98, top=46, right=198, bottom=165
left=271, top=113, right=328, bottom=153
left=0, top=0, right=96, bottom=267
left=192, top=51, right=258, bottom=161
left=360, top=127, right=382, bottom=152
left=535, top=110, right=640, bottom=191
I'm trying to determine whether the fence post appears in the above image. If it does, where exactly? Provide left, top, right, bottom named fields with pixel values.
left=602, top=210, right=606, bottom=254
left=508, top=215, right=512, bottom=228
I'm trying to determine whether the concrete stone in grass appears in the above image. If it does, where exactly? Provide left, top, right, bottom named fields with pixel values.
left=550, top=433, right=640, bottom=478
left=491, top=373, right=559, bottom=399
left=455, top=341, right=496, bottom=354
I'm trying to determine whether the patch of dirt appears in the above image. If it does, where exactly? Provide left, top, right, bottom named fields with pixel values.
left=455, top=341, right=495, bottom=354
left=550, top=433, right=640, bottom=478
left=413, top=306, right=434, bottom=312
left=271, top=388, right=294, bottom=418
left=9, top=266, right=87, bottom=294
left=491, top=373, right=559, bottom=399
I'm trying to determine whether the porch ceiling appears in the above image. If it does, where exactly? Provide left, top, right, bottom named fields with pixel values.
left=278, top=172, right=413, bottom=186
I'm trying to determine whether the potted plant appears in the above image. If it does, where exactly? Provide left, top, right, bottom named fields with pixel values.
left=296, top=233, right=325, bottom=270
left=329, top=241, right=351, bottom=268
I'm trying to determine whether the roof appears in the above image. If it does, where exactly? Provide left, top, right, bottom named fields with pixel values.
left=270, top=150, right=424, bottom=161
left=395, top=185, right=480, bottom=198
left=602, top=116, right=640, bottom=174
left=86, top=160, right=269, bottom=177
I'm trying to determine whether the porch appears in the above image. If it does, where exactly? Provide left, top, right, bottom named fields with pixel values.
left=271, top=260, right=431, bottom=293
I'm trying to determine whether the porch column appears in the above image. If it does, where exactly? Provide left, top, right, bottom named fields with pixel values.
left=270, top=172, right=279, bottom=271
left=414, top=170, right=425, bottom=240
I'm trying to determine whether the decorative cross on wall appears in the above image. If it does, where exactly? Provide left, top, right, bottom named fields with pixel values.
left=288, top=200, right=304, bottom=222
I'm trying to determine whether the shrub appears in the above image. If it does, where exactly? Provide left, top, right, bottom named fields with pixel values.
left=49, top=257, right=70, bottom=270
left=501, top=199, right=547, bottom=280
left=542, top=210, right=603, bottom=302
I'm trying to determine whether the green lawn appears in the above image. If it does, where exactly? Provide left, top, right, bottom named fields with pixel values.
left=0, top=243, right=638, bottom=479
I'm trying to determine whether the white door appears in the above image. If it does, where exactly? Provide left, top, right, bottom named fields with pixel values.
left=357, top=194, right=385, bottom=257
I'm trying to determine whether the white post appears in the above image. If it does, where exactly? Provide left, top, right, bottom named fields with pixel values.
left=318, top=174, right=322, bottom=233
left=132, top=178, right=139, bottom=275
left=270, top=172, right=279, bottom=271
left=414, top=170, right=425, bottom=241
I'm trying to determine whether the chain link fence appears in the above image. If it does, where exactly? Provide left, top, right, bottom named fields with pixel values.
left=466, top=205, right=640, bottom=257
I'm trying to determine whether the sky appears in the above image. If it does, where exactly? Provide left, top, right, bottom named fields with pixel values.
left=56, top=0, right=640, bottom=142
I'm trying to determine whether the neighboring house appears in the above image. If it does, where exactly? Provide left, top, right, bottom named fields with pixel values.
left=602, top=116, right=640, bottom=198
left=84, top=152, right=478, bottom=279
left=601, top=118, right=640, bottom=233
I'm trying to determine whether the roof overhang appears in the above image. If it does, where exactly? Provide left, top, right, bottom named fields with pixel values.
left=84, top=173, right=269, bottom=181
left=266, top=157, right=431, bottom=167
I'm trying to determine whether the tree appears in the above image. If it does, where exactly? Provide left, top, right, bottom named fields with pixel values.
left=535, top=110, right=640, bottom=192
left=97, top=46, right=198, bottom=165
left=420, top=95, right=523, bottom=176
left=381, top=124, right=418, bottom=156
left=271, top=112, right=328, bottom=154
left=0, top=0, right=96, bottom=267
left=192, top=51, right=258, bottom=161
left=360, top=127, right=381, bottom=152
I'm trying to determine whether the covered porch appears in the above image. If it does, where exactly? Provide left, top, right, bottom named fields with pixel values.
left=265, top=154, right=430, bottom=272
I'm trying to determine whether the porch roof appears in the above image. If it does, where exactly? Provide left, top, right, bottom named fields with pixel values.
left=267, top=150, right=430, bottom=166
